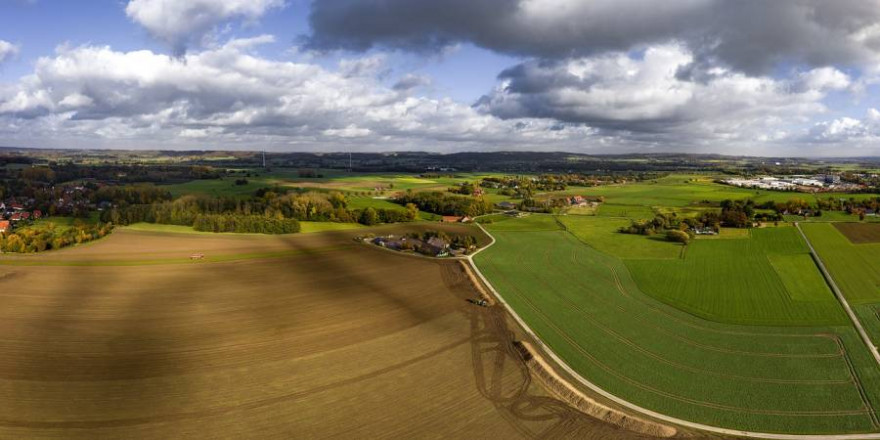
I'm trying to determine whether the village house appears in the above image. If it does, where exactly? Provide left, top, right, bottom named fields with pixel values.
left=425, top=237, right=450, bottom=257
left=0, top=221, right=9, bottom=234
left=569, top=195, right=587, bottom=206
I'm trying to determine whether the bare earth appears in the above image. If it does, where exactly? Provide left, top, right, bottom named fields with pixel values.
left=834, top=222, right=880, bottom=244
left=0, top=228, right=704, bottom=439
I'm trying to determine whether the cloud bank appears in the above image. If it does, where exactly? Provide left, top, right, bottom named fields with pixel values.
left=305, top=0, right=880, bottom=74
left=0, top=37, right=593, bottom=151
left=2, top=1, right=880, bottom=155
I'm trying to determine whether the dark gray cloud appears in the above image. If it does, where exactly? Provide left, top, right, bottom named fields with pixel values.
left=304, top=0, right=880, bottom=74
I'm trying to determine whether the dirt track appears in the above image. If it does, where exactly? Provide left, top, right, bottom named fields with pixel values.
left=0, top=228, right=709, bottom=439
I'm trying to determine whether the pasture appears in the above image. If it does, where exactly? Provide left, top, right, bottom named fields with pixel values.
left=475, top=216, right=880, bottom=434
left=0, top=226, right=658, bottom=439
left=559, top=216, right=682, bottom=260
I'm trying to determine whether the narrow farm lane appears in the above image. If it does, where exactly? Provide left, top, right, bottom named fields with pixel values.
left=796, top=223, right=880, bottom=368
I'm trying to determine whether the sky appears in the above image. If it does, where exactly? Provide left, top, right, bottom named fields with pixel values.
left=2, top=1, right=880, bottom=156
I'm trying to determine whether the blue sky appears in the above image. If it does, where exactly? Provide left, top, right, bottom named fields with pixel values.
left=0, top=0, right=518, bottom=103
left=1, top=0, right=880, bottom=156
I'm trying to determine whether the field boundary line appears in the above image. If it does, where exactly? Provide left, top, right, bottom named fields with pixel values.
left=796, top=223, right=880, bottom=368
left=467, top=221, right=880, bottom=439
left=797, top=222, right=880, bottom=428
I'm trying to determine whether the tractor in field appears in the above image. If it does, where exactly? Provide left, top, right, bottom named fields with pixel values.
left=468, top=298, right=489, bottom=307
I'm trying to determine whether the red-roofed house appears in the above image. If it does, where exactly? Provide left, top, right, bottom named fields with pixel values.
left=33, top=210, right=42, bottom=219
left=10, top=203, right=24, bottom=211
left=441, top=216, right=462, bottom=223
left=20, top=212, right=30, bottom=221
left=9, top=213, right=21, bottom=222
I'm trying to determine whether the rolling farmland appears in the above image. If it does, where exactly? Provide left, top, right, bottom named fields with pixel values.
left=474, top=216, right=880, bottom=434
left=801, top=223, right=880, bottom=349
left=626, top=227, right=847, bottom=326
left=0, top=227, right=670, bottom=439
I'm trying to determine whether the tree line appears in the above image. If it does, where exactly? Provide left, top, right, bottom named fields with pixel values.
left=618, top=199, right=783, bottom=243
left=193, top=214, right=301, bottom=234
left=393, top=191, right=492, bottom=216
left=0, top=222, right=113, bottom=253
left=101, top=189, right=419, bottom=232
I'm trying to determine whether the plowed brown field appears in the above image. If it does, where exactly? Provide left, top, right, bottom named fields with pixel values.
left=0, top=227, right=701, bottom=439
left=834, top=222, right=880, bottom=244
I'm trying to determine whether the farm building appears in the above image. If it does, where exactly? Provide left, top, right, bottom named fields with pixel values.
left=441, top=216, right=473, bottom=223
left=0, top=221, right=8, bottom=234
left=425, top=237, right=450, bottom=257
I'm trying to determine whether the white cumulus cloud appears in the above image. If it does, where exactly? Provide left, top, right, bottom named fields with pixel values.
left=0, top=37, right=591, bottom=151
left=125, top=0, right=285, bottom=54
left=477, top=43, right=834, bottom=149
left=0, top=40, right=20, bottom=64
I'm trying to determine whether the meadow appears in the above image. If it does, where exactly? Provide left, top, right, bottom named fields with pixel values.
left=475, top=218, right=880, bottom=433
left=559, top=215, right=683, bottom=259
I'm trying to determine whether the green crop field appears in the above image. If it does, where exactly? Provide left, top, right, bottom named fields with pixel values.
left=626, top=227, right=846, bottom=326
left=569, top=174, right=875, bottom=212
left=801, top=223, right=880, bottom=305
left=573, top=175, right=812, bottom=208
left=474, top=216, right=880, bottom=434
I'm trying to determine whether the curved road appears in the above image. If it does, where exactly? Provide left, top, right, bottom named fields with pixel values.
left=466, top=219, right=880, bottom=440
